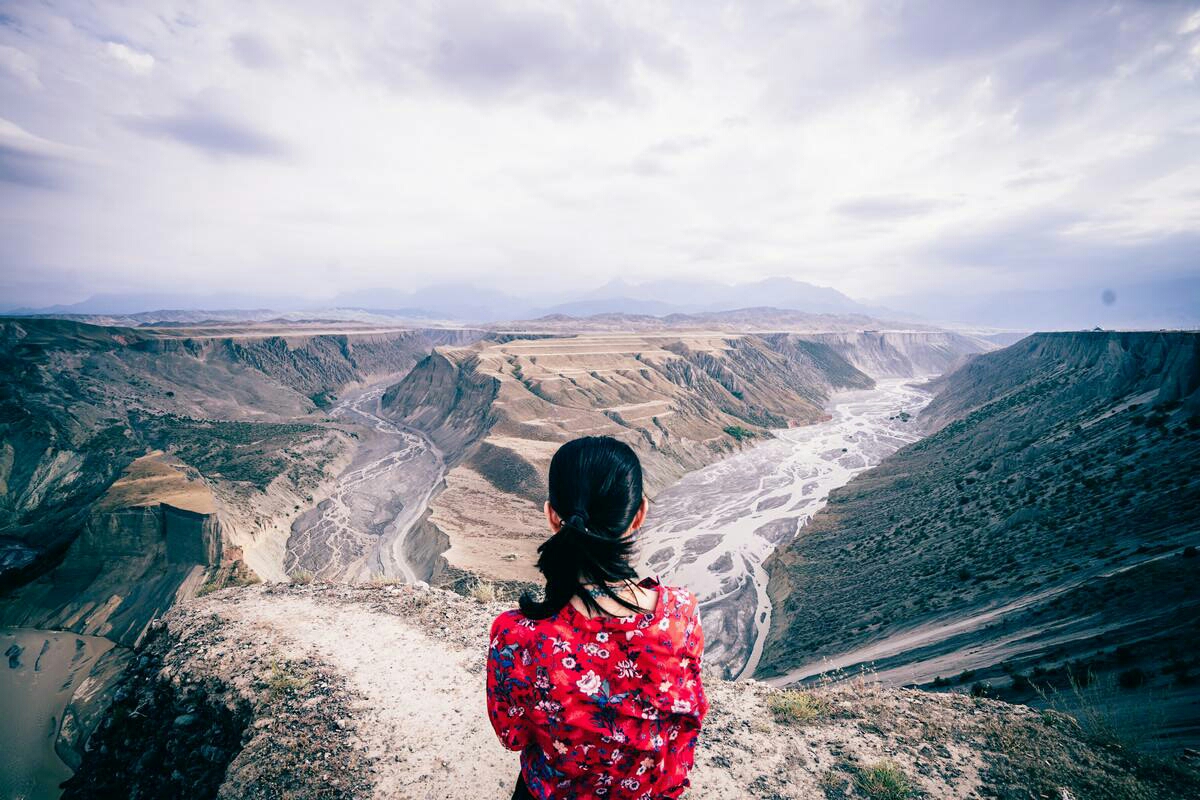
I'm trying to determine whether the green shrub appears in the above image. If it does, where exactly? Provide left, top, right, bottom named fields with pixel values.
left=766, top=689, right=830, bottom=725
left=723, top=425, right=755, bottom=441
left=852, top=761, right=915, bottom=799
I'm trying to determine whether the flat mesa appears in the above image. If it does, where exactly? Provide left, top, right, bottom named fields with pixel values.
left=95, top=451, right=216, bottom=515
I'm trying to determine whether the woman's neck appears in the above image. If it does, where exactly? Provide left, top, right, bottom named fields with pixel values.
left=571, top=578, right=656, bottom=619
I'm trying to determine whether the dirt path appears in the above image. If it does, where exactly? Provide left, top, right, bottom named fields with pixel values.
left=217, top=592, right=520, bottom=798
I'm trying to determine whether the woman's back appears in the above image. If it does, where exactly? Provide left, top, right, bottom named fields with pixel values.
left=487, top=576, right=707, bottom=799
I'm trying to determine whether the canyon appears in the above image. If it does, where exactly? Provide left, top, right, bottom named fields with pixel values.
left=2, top=312, right=1198, bottom=797
left=636, top=378, right=934, bottom=680
left=377, top=331, right=880, bottom=582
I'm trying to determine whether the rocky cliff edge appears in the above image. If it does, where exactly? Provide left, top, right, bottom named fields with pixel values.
left=62, top=583, right=1200, bottom=800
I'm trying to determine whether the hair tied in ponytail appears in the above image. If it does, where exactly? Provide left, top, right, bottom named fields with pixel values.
left=518, top=436, right=646, bottom=620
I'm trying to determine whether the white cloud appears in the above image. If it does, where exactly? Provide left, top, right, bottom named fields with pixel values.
left=0, top=0, right=1196, bottom=306
left=0, top=45, right=41, bottom=89
left=104, top=41, right=155, bottom=74
left=1181, top=10, right=1200, bottom=35
left=0, top=117, right=77, bottom=157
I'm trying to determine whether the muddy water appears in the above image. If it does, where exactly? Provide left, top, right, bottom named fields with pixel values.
left=0, top=629, right=115, bottom=800
left=636, top=378, right=933, bottom=680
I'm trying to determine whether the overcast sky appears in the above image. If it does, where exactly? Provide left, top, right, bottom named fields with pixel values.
left=1, top=0, right=1198, bottom=308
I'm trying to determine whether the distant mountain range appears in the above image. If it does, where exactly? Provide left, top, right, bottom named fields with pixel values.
left=5, top=274, right=1197, bottom=331
left=493, top=307, right=933, bottom=334
left=2, top=278, right=899, bottom=326
left=545, top=277, right=894, bottom=318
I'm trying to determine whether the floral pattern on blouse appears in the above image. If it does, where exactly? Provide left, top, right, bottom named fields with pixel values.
left=486, top=577, right=708, bottom=799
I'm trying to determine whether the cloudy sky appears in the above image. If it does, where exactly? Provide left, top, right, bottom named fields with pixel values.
left=1, top=0, right=1198, bottom=310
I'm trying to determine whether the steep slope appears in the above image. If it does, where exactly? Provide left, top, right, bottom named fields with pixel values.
left=760, top=332, right=1200, bottom=745
left=0, top=628, right=130, bottom=798
left=0, top=319, right=483, bottom=588
left=0, top=451, right=232, bottom=793
left=0, top=453, right=224, bottom=647
left=920, top=330, right=1200, bottom=430
left=61, top=583, right=1200, bottom=800
left=381, top=333, right=873, bottom=581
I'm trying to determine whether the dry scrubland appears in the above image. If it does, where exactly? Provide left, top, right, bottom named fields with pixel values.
left=61, top=582, right=1200, bottom=800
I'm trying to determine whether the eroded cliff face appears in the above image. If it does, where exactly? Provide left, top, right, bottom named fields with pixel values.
left=0, top=452, right=234, bottom=790
left=0, top=453, right=222, bottom=648
left=0, top=319, right=484, bottom=589
left=380, top=333, right=873, bottom=582
left=145, top=327, right=487, bottom=402
left=795, top=330, right=996, bottom=378
left=760, top=332, right=1200, bottom=746
left=920, top=330, right=1200, bottom=431
left=381, top=349, right=501, bottom=461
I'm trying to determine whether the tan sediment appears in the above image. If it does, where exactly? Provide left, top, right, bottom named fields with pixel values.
left=95, top=451, right=215, bottom=515
left=429, top=467, right=544, bottom=584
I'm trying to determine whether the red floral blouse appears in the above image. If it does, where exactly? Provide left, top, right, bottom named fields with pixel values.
left=486, top=577, right=708, bottom=799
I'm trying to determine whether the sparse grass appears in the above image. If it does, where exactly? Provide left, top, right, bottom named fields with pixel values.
left=195, top=561, right=262, bottom=597
left=852, top=761, right=915, bottom=800
left=1033, top=669, right=1166, bottom=753
left=470, top=581, right=497, bottom=603
left=979, top=702, right=1200, bottom=799
left=364, top=575, right=406, bottom=587
left=818, top=769, right=846, bottom=798
left=265, top=659, right=311, bottom=700
left=766, top=689, right=831, bottom=725
left=290, top=571, right=315, bottom=585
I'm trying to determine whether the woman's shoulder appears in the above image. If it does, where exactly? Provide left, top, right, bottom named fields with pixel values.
left=655, top=581, right=700, bottom=615
left=489, top=608, right=536, bottom=644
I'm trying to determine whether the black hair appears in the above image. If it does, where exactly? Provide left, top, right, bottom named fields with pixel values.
left=518, top=435, right=648, bottom=620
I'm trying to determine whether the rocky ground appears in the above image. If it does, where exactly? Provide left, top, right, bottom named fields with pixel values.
left=64, top=582, right=1200, bottom=799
